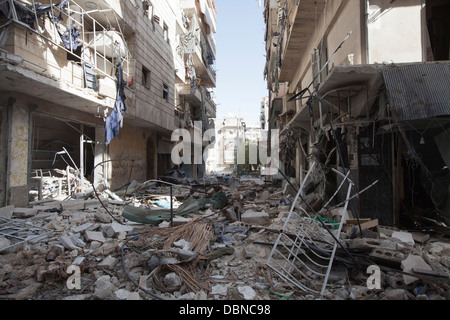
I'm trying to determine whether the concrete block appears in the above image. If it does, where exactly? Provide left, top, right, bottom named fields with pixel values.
left=211, top=284, right=228, bottom=296
left=92, top=242, right=117, bottom=256
left=61, top=200, right=85, bottom=211
left=72, top=222, right=94, bottom=234
left=104, top=222, right=133, bottom=238
left=114, top=288, right=132, bottom=300
left=97, top=256, right=118, bottom=270
left=392, top=231, right=415, bottom=245
left=84, top=199, right=102, bottom=209
left=241, top=210, right=270, bottom=225
left=12, top=207, right=37, bottom=218
left=369, top=248, right=405, bottom=264
left=72, top=256, right=85, bottom=266
left=59, top=236, right=80, bottom=250
left=69, top=235, right=87, bottom=248
left=94, top=275, right=113, bottom=299
left=84, top=231, right=106, bottom=243
left=238, top=286, right=257, bottom=300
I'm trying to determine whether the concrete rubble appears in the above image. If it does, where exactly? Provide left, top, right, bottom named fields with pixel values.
left=0, top=175, right=449, bottom=300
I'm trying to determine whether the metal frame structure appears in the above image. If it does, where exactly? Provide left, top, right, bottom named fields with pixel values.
left=1, top=0, right=131, bottom=80
left=266, top=162, right=355, bottom=296
left=0, top=216, right=54, bottom=253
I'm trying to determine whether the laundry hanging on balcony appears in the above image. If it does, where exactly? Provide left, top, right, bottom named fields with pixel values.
left=181, top=16, right=199, bottom=54
left=187, top=53, right=197, bottom=94
left=58, top=25, right=81, bottom=51
left=0, top=0, right=69, bottom=31
left=105, top=56, right=127, bottom=145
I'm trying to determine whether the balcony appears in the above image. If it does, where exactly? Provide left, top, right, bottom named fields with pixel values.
left=0, top=0, right=133, bottom=112
left=278, top=0, right=326, bottom=82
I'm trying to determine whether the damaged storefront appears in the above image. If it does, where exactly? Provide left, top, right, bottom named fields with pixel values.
left=278, top=62, right=450, bottom=232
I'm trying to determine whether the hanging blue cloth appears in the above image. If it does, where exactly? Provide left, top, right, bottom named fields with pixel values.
left=105, top=56, right=127, bottom=145
left=58, top=25, right=81, bottom=51
left=105, top=105, right=121, bottom=145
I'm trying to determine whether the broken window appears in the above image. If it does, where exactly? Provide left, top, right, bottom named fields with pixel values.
left=163, top=83, right=169, bottom=101
left=163, top=23, right=169, bottom=45
left=142, top=66, right=151, bottom=88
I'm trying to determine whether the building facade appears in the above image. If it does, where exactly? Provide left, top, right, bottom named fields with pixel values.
left=264, top=0, right=450, bottom=226
left=0, top=0, right=217, bottom=206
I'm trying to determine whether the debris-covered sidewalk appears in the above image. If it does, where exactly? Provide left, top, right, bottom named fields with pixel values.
left=0, top=174, right=449, bottom=300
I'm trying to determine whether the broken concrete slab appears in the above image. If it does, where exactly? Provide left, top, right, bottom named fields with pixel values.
left=94, top=275, right=114, bottom=299
left=238, top=286, right=257, bottom=300
left=72, top=256, right=85, bottom=266
left=104, top=222, right=133, bottom=238
left=411, top=232, right=431, bottom=244
left=211, top=284, right=228, bottom=296
left=240, top=210, right=270, bottom=225
left=401, top=254, right=433, bottom=285
left=59, top=236, right=80, bottom=250
left=391, top=231, right=415, bottom=245
left=84, top=199, right=102, bottom=210
left=94, top=211, right=112, bottom=223
left=61, top=200, right=85, bottom=211
left=97, top=256, right=118, bottom=270
left=72, top=222, right=94, bottom=234
left=12, top=207, right=37, bottom=218
left=84, top=231, right=106, bottom=243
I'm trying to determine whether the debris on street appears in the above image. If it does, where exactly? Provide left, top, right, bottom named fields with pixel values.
left=0, top=172, right=449, bottom=301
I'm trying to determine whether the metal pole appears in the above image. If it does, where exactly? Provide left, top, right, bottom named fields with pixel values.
left=170, top=185, right=173, bottom=227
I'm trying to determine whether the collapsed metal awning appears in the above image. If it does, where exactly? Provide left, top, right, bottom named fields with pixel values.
left=383, top=62, right=450, bottom=122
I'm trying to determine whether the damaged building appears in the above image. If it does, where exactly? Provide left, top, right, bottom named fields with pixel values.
left=263, top=0, right=450, bottom=229
left=0, top=0, right=217, bottom=207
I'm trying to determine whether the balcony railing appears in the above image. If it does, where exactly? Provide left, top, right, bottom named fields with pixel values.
left=1, top=0, right=131, bottom=84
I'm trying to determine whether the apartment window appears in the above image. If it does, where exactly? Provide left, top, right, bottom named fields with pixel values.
left=143, top=1, right=152, bottom=19
left=163, top=23, right=169, bottom=44
left=142, top=66, right=150, bottom=88
left=163, top=83, right=169, bottom=101
left=143, top=1, right=155, bottom=31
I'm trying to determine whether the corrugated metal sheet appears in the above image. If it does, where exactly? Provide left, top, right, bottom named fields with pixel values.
left=382, top=63, right=450, bottom=121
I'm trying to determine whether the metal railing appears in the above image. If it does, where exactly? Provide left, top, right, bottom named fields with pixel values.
left=2, top=0, right=131, bottom=82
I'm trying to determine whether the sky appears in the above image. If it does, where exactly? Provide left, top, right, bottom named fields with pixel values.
left=214, top=0, right=267, bottom=127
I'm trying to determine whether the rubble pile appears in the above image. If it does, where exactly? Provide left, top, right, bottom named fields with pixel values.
left=0, top=175, right=449, bottom=300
